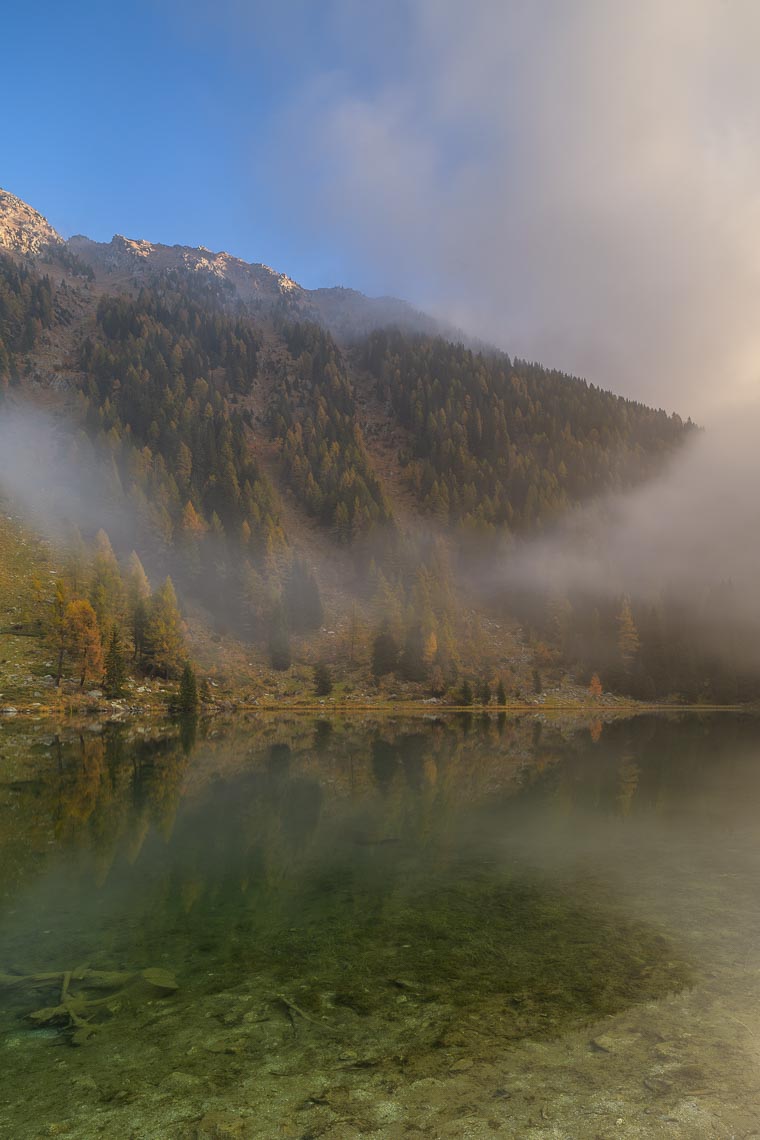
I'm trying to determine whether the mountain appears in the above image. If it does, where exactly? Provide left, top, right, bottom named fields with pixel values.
left=0, top=189, right=63, bottom=255
left=67, top=232, right=304, bottom=302
left=0, top=188, right=446, bottom=340
left=1, top=186, right=721, bottom=706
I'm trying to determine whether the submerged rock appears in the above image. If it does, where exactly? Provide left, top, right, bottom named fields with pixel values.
left=193, top=1111, right=250, bottom=1139
left=160, top=1070, right=201, bottom=1092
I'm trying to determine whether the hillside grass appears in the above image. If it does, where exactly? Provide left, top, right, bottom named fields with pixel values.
left=0, top=508, right=58, bottom=711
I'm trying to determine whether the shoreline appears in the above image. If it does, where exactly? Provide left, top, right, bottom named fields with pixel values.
left=0, top=697, right=752, bottom=725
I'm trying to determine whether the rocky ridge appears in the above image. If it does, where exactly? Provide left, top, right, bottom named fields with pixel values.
left=67, top=233, right=304, bottom=303
left=0, top=189, right=63, bottom=256
left=0, top=186, right=446, bottom=340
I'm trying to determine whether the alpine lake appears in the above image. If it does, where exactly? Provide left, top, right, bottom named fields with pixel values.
left=1, top=710, right=760, bottom=1139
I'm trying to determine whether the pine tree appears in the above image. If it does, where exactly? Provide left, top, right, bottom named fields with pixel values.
left=283, top=557, right=323, bottom=632
left=400, top=622, right=427, bottom=681
left=532, top=668, right=543, bottom=695
left=177, top=661, right=199, bottom=713
left=104, top=628, right=126, bottom=697
left=459, top=678, right=474, bottom=706
left=313, top=660, right=333, bottom=697
left=371, top=623, right=399, bottom=678
left=617, top=596, right=640, bottom=669
left=268, top=604, right=291, bottom=671
left=496, top=678, right=507, bottom=706
left=588, top=672, right=603, bottom=700
left=546, top=594, right=573, bottom=659
left=478, top=678, right=491, bottom=705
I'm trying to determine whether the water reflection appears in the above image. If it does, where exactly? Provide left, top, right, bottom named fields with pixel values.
left=1, top=713, right=760, bottom=1138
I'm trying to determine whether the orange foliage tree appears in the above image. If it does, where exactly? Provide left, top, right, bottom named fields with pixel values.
left=64, top=599, right=104, bottom=688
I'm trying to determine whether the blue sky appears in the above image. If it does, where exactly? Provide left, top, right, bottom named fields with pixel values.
left=4, top=1, right=759, bottom=416
left=3, top=0, right=388, bottom=290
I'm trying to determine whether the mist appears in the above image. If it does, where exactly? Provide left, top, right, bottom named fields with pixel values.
left=496, top=415, right=754, bottom=595
left=236, top=0, right=760, bottom=666
left=472, top=407, right=760, bottom=676
left=0, top=404, right=137, bottom=550
left=232, top=0, right=760, bottom=422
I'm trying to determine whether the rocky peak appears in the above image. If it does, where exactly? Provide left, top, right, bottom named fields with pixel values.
left=1, top=186, right=445, bottom=341
left=68, top=231, right=305, bottom=301
left=0, top=188, right=63, bottom=255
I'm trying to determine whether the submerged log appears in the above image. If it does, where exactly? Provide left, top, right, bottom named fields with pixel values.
left=0, top=964, right=179, bottom=1045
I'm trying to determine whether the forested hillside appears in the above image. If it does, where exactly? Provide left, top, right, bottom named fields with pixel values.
left=0, top=255, right=54, bottom=378
left=1, top=195, right=740, bottom=707
left=362, top=329, right=690, bottom=534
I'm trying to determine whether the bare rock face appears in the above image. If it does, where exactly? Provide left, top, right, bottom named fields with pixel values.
left=68, top=231, right=305, bottom=304
left=0, top=188, right=63, bottom=255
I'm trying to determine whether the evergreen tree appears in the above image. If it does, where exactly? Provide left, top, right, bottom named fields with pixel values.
left=283, top=557, right=323, bottom=632
left=268, top=604, right=291, bottom=670
left=399, top=621, right=428, bottom=681
left=371, top=623, right=399, bottom=678
left=459, top=678, right=474, bottom=706
left=496, top=678, right=507, bottom=706
left=532, top=668, right=543, bottom=694
left=177, top=661, right=199, bottom=713
left=478, top=678, right=491, bottom=705
left=617, top=596, right=640, bottom=669
left=104, top=628, right=127, bottom=697
left=313, top=660, right=333, bottom=697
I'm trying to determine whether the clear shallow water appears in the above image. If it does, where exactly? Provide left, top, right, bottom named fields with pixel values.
left=1, top=713, right=760, bottom=1137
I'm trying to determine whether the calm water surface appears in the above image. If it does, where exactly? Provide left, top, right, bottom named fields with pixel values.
left=1, top=712, right=760, bottom=1138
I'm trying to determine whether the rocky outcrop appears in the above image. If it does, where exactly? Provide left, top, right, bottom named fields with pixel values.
left=0, top=189, right=63, bottom=255
left=68, top=232, right=305, bottom=303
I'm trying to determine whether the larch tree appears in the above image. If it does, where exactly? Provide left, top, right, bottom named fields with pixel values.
left=126, top=551, right=151, bottom=661
left=49, top=579, right=70, bottom=687
left=64, top=599, right=104, bottom=688
left=145, top=578, right=185, bottom=677
left=89, top=529, right=125, bottom=633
